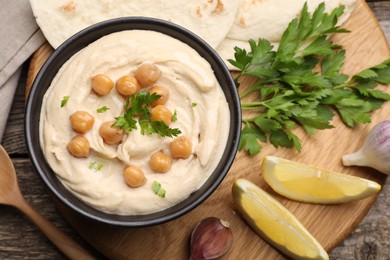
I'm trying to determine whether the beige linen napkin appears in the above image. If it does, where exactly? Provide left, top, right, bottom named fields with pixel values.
left=0, top=0, right=45, bottom=141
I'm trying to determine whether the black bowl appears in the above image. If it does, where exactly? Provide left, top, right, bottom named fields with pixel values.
left=25, top=17, right=241, bottom=227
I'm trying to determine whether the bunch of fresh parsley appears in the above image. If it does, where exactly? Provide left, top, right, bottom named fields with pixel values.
left=229, top=3, right=390, bottom=156
left=113, top=91, right=181, bottom=137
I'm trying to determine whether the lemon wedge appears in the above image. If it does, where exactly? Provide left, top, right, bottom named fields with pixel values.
left=262, top=156, right=381, bottom=204
left=232, top=178, right=329, bottom=260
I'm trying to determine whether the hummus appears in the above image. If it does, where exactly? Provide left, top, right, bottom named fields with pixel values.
left=39, top=30, right=230, bottom=215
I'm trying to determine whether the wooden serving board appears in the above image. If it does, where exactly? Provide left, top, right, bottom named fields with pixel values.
left=26, top=1, right=389, bottom=259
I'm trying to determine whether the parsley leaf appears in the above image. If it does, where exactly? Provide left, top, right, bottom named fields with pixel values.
left=113, top=91, right=181, bottom=137
left=239, top=124, right=266, bottom=156
left=113, top=114, right=137, bottom=131
left=60, top=96, right=70, bottom=107
left=148, top=121, right=182, bottom=137
left=152, top=181, right=166, bottom=198
left=97, top=106, right=110, bottom=113
left=230, top=3, right=390, bottom=155
left=172, top=110, right=178, bottom=122
left=88, top=161, right=103, bottom=171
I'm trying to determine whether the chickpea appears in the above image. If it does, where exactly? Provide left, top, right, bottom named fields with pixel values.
left=124, top=165, right=147, bottom=188
left=171, top=136, right=192, bottom=159
left=99, top=121, right=124, bottom=145
left=67, top=135, right=90, bottom=158
left=150, top=105, right=172, bottom=126
left=116, top=75, right=140, bottom=97
left=150, top=151, right=172, bottom=173
left=91, top=74, right=114, bottom=96
left=148, top=86, right=169, bottom=106
left=134, top=63, right=161, bottom=88
left=69, top=111, right=95, bottom=134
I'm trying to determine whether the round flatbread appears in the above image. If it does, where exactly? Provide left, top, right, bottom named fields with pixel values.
left=217, top=0, right=358, bottom=69
left=30, top=0, right=240, bottom=49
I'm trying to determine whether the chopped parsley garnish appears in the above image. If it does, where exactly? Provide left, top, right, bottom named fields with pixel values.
left=172, top=110, right=178, bottom=122
left=229, top=3, right=390, bottom=156
left=152, top=181, right=166, bottom=198
left=97, top=106, right=110, bottom=113
left=113, top=91, right=181, bottom=137
left=88, top=161, right=103, bottom=171
left=60, top=96, right=70, bottom=107
left=191, top=102, right=197, bottom=107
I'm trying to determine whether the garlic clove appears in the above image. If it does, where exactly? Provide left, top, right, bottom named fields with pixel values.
left=190, top=217, right=233, bottom=260
left=342, top=120, right=390, bottom=175
left=342, top=150, right=371, bottom=167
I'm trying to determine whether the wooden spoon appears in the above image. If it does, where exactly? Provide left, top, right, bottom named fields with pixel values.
left=0, top=145, right=96, bottom=260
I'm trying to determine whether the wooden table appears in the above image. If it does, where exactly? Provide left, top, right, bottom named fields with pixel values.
left=1, top=1, right=389, bottom=259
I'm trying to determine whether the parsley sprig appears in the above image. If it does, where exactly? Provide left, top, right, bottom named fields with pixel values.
left=229, top=3, right=390, bottom=156
left=113, top=91, right=181, bottom=137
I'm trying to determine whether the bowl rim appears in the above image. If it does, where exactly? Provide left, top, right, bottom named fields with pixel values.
left=25, top=17, right=241, bottom=227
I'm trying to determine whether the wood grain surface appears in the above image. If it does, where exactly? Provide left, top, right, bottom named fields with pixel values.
left=1, top=0, right=390, bottom=259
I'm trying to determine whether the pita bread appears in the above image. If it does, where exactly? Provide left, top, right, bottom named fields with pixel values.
left=30, top=0, right=358, bottom=70
left=217, top=0, right=358, bottom=69
left=30, top=0, right=240, bottom=49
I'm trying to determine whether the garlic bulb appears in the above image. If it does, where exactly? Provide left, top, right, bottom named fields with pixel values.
left=342, top=120, right=390, bottom=175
